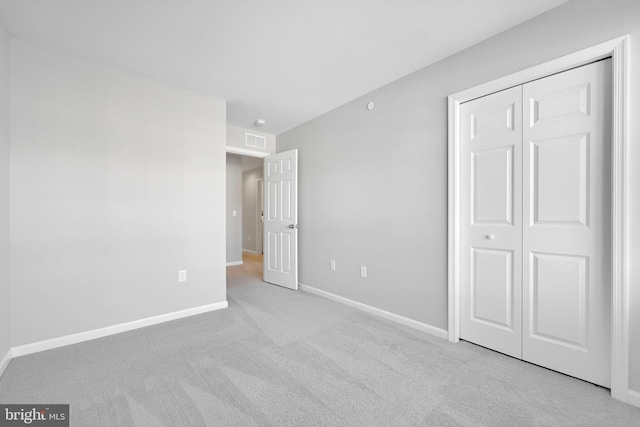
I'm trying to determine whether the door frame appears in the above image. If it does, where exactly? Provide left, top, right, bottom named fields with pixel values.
left=256, top=178, right=263, bottom=254
left=447, top=36, right=630, bottom=401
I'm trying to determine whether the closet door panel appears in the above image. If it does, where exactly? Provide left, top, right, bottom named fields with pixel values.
left=459, top=86, right=523, bottom=359
left=522, top=59, right=612, bottom=387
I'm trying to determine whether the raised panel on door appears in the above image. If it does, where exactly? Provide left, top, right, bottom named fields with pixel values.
left=460, top=86, right=522, bottom=359
left=267, top=231, right=279, bottom=271
left=263, top=150, right=298, bottom=290
left=267, top=180, right=278, bottom=220
left=529, top=252, right=587, bottom=349
left=522, top=59, right=611, bottom=387
left=471, top=248, right=514, bottom=330
left=281, top=179, right=292, bottom=221
left=531, top=134, right=589, bottom=226
left=472, top=147, right=514, bottom=225
left=529, top=82, right=590, bottom=126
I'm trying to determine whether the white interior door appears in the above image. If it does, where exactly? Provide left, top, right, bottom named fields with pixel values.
left=460, top=86, right=523, bottom=359
left=263, top=149, right=298, bottom=290
left=459, top=59, right=612, bottom=387
left=522, top=59, right=611, bottom=387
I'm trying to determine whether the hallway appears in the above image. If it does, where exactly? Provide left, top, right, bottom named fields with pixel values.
left=227, top=252, right=263, bottom=281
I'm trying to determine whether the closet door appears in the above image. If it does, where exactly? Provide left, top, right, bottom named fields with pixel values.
left=522, top=59, right=612, bottom=387
left=459, top=86, right=523, bottom=359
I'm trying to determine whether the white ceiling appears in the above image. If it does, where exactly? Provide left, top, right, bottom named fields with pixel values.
left=0, top=0, right=567, bottom=135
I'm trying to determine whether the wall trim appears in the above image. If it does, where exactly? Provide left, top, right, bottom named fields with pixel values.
left=242, top=249, right=257, bottom=254
left=628, top=390, right=640, bottom=408
left=11, top=301, right=228, bottom=358
left=226, top=261, right=243, bottom=266
left=225, top=146, right=268, bottom=158
left=300, top=284, right=448, bottom=340
left=0, top=348, right=12, bottom=379
left=447, top=36, right=630, bottom=402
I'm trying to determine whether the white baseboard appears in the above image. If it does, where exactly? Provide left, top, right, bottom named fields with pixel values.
left=242, top=249, right=257, bottom=254
left=628, top=390, right=640, bottom=408
left=11, top=301, right=228, bottom=358
left=299, top=284, right=448, bottom=340
left=226, top=261, right=243, bottom=266
left=0, top=348, right=12, bottom=379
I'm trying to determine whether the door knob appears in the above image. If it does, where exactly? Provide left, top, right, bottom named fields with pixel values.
left=288, top=224, right=298, bottom=229
left=486, top=234, right=495, bottom=240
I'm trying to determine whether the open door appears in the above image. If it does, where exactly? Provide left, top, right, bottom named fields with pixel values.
left=263, top=149, right=298, bottom=290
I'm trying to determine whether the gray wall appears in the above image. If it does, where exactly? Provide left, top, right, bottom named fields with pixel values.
left=242, top=166, right=263, bottom=252
left=0, top=19, right=10, bottom=361
left=226, top=154, right=243, bottom=263
left=10, top=39, right=227, bottom=347
left=277, top=0, right=640, bottom=392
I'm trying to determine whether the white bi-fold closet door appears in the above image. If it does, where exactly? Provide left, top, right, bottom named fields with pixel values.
left=459, top=59, right=612, bottom=387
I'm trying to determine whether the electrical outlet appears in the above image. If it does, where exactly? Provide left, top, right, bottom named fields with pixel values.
left=248, top=235, right=251, bottom=241
left=360, top=266, right=367, bottom=278
left=232, top=210, right=237, bottom=217
left=178, top=270, right=187, bottom=282
left=330, top=260, right=336, bottom=271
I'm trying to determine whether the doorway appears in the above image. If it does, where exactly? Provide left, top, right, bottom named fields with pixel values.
left=225, top=149, right=265, bottom=274
left=225, top=147, right=299, bottom=291
left=241, top=157, right=264, bottom=256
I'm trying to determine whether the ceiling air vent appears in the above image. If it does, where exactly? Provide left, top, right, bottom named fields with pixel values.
left=245, top=133, right=266, bottom=149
